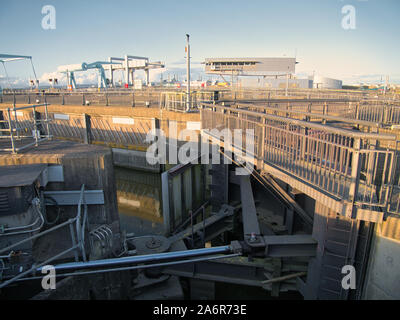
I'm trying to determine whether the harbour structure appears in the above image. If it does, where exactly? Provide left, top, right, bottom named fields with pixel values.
left=1, top=53, right=400, bottom=300
left=56, top=55, right=164, bottom=90
left=57, top=61, right=120, bottom=90
left=0, top=54, right=39, bottom=89
left=1, top=92, right=400, bottom=299
left=104, top=55, right=164, bottom=87
left=204, top=57, right=297, bottom=76
left=204, top=57, right=342, bottom=89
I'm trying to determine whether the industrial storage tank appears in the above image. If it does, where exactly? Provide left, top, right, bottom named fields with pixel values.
left=311, top=75, right=342, bottom=89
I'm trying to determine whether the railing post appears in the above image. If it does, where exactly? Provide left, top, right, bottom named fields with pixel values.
left=7, top=108, right=16, bottom=154
left=306, top=103, right=311, bottom=122
left=355, top=102, right=360, bottom=121
left=346, top=138, right=362, bottom=219
left=62, top=93, right=65, bottom=105
left=83, top=113, right=92, bottom=144
left=259, top=118, right=266, bottom=165
left=33, top=109, right=44, bottom=140
left=0, top=110, right=4, bottom=137
left=33, top=106, right=39, bottom=146
left=301, top=127, right=308, bottom=161
left=44, top=103, right=51, bottom=140
left=383, top=102, right=389, bottom=124
left=366, top=127, right=378, bottom=185
left=82, top=93, right=85, bottom=106
left=132, top=92, right=135, bottom=108
left=322, top=102, right=327, bottom=124
left=151, top=117, right=160, bottom=143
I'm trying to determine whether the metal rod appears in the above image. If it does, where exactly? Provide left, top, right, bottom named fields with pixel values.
left=0, top=218, right=76, bottom=255
left=8, top=253, right=241, bottom=283
left=0, top=245, right=79, bottom=289
left=10, top=103, right=48, bottom=111
left=261, top=271, right=307, bottom=284
left=44, top=103, right=51, bottom=139
left=36, top=245, right=233, bottom=272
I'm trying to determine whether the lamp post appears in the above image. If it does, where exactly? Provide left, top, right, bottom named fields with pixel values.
left=186, top=34, right=190, bottom=112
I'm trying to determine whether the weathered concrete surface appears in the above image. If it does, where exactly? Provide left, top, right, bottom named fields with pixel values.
left=362, top=214, right=400, bottom=299
left=133, top=275, right=184, bottom=300
left=0, top=139, right=119, bottom=225
left=0, top=105, right=202, bottom=154
left=112, top=148, right=160, bottom=172
left=31, top=270, right=132, bottom=300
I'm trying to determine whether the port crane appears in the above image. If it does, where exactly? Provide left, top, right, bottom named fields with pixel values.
left=104, top=55, right=164, bottom=87
left=0, top=54, right=39, bottom=91
left=57, top=61, right=121, bottom=90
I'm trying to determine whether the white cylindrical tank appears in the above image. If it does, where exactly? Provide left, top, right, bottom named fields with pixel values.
left=313, top=75, right=342, bottom=89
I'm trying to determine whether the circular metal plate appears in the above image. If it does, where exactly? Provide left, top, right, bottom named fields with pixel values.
left=128, top=235, right=170, bottom=255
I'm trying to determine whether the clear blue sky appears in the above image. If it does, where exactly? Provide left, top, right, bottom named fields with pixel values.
left=1, top=0, right=399, bottom=85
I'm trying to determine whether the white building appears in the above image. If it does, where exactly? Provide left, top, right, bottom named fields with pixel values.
left=204, top=57, right=297, bottom=76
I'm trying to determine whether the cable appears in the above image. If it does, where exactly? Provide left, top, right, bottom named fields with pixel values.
left=43, top=195, right=61, bottom=225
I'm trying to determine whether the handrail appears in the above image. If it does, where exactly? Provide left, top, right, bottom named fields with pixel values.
left=234, top=102, right=384, bottom=129
left=200, top=104, right=400, bottom=218
left=8, top=103, right=48, bottom=111
left=200, top=103, right=396, bottom=141
left=1, top=102, right=52, bottom=153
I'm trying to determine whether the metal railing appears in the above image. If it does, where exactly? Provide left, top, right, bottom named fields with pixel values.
left=0, top=185, right=89, bottom=288
left=0, top=90, right=160, bottom=107
left=231, top=100, right=400, bottom=126
left=356, top=102, right=400, bottom=125
left=159, top=91, right=215, bottom=112
left=0, top=103, right=52, bottom=153
left=214, top=88, right=399, bottom=101
left=232, top=102, right=376, bottom=129
left=200, top=103, right=400, bottom=217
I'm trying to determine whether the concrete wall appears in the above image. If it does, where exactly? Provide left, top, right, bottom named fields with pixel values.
left=362, top=214, right=400, bottom=299
left=112, top=148, right=160, bottom=172
left=0, top=140, right=119, bottom=225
